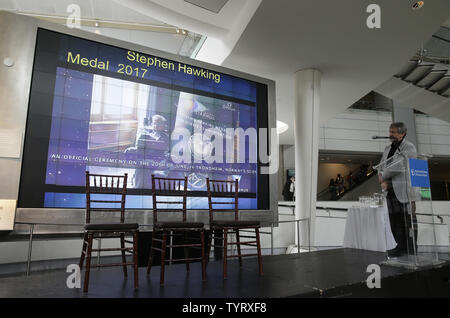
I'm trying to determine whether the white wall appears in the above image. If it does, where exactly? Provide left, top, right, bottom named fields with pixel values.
left=319, top=109, right=392, bottom=152
left=416, top=114, right=450, bottom=156
left=316, top=109, right=450, bottom=156
left=316, top=201, right=450, bottom=249
left=283, top=145, right=295, bottom=170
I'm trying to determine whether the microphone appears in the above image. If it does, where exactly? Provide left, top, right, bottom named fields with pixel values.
left=372, top=136, right=390, bottom=140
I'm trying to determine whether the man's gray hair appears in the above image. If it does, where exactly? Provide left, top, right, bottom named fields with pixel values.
left=152, top=114, right=167, bottom=123
left=390, top=122, right=407, bottom=135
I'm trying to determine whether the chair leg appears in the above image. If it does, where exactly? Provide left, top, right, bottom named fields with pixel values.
left=79, top=232, right=88, bottom=270
left=223, top=228, right=228, bottom=280
left=255, top=228, right=263, bottom=276
left=206, top=230, right=213, bottom=265
left=235, top=229, right=242, bottom=267
left=200, top=230, right=206, bottom=281
left=147, top=231, right=156, bottom=275
left=214, top=229, right=223, bottom=261
left=83, top=233, right=94, bottom=293
left=160, top=231, right=167, bottom=285
left=184, top=231, right=190, bottom=272
left=120, top=233, right=128, bottom=278
left=133, top=231, right=139, bottom=289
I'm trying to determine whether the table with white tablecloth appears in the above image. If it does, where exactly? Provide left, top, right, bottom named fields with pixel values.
left=343, top=205, right=397, bottom=252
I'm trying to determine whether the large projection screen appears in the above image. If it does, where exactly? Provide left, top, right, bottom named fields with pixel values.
left=17, top=27, right=276, bottom=220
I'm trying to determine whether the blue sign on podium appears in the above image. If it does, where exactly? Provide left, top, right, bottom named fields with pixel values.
left=409, top=158, right=430, bottom=188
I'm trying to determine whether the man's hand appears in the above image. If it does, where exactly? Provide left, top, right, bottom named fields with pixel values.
left=380, top=181, right=389, bottom=191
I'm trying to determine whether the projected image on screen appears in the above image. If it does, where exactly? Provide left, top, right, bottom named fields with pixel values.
left=46, top=67, right=256, bottom=190
left=19, top=29, right=268, bottom=210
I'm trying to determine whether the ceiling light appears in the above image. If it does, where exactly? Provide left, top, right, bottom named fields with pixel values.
left=3, top=57, right=14, bottom=67
left=94, top=22, right=99, bottom=28
left=276, top=120, right=288, bottom=134
left=412, top=1, right=424, bottom=10
left=181, top=29, right=187, bottom=35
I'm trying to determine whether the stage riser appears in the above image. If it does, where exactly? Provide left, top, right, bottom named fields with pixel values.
left=301, top=265, right=450, bottom=298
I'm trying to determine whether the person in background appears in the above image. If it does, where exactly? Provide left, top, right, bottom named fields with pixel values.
left=282, top=177, right=294, bottom=201
left=347, top=172, right=353, bottom=190
left=124, top=114, right=169, bottom=188
left=289, top=176, right=295, bottom=201
left=336, top=173, right=344, bottom=194
left=329, top=178, right=337, bottom=200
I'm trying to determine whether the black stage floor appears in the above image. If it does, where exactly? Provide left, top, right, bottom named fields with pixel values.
left=0, top=248, right=449, bottom=298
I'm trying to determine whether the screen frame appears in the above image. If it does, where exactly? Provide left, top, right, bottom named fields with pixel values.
left=12, top=15, right=278, bottom=232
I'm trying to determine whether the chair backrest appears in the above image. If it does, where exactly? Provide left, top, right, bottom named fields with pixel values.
left=151, top=175, right=188, bottom=223
left=85, top=171, right=128, bottom=224
left=206, top=178, right=239, bottom=223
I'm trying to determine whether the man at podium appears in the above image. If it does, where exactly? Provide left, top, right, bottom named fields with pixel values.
left=377, top=122, right=418, bottom=257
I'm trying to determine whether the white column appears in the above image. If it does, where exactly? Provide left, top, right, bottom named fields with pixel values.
left=294, top=69, right=321, bottom=250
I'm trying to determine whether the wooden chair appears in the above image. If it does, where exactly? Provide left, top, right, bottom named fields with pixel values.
left=147, top=175, right=206, bottom=285
left=79, top=171, right=139, bottom=293
left=206, top=178, right=263, bottom=279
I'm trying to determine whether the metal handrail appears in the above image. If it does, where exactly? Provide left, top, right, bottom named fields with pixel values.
left=315, top=208, right=448, bottom=223
left=15, top=221, right=84, bottom=226
left=316, top=216, right=347, bottom=219
left=14, top=217, right=312, bottom=276
left=14, top=204, right=450, bottom=276
left=15, top=222, right=105, bottom=276
left=16, top=211, right=446, bottom=277
left=316, top=206, right=348, bottom=211
left=263, top=218, right=311, bottom=256
left=278, top=204, right=296, bottom=208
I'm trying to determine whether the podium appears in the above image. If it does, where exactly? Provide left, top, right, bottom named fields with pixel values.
left=374, top=151, right=444, bottom=269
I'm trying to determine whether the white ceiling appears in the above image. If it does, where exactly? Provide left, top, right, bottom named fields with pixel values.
left=112, top=0, right=261, bottom=65
left=1, top=0, right=449, bottom=146
left=0, top=0, right=206, bottom=56
left=222, top=0, right=450, bottom=144
left=0, top=0, right=165, bottom=25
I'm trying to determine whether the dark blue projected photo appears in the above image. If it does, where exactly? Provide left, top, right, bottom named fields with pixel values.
left=19, top=29, right=269, bottom=210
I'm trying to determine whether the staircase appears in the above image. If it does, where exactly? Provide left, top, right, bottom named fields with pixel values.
left=317, top=167, right=376, bottom=201
left=395, top=59, right=450, bottom=97
left=375, top=26, right=450, bottom=122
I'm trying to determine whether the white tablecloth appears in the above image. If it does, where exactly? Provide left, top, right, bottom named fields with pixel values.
left=343, top=205, right=397, bottom=252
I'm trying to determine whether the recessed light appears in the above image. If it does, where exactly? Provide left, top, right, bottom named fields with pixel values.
left=3, top=57, right=14, bottom=67
left=276, top=120, right=288, bottom=134
left=412, top=1, right=424, bottom=10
